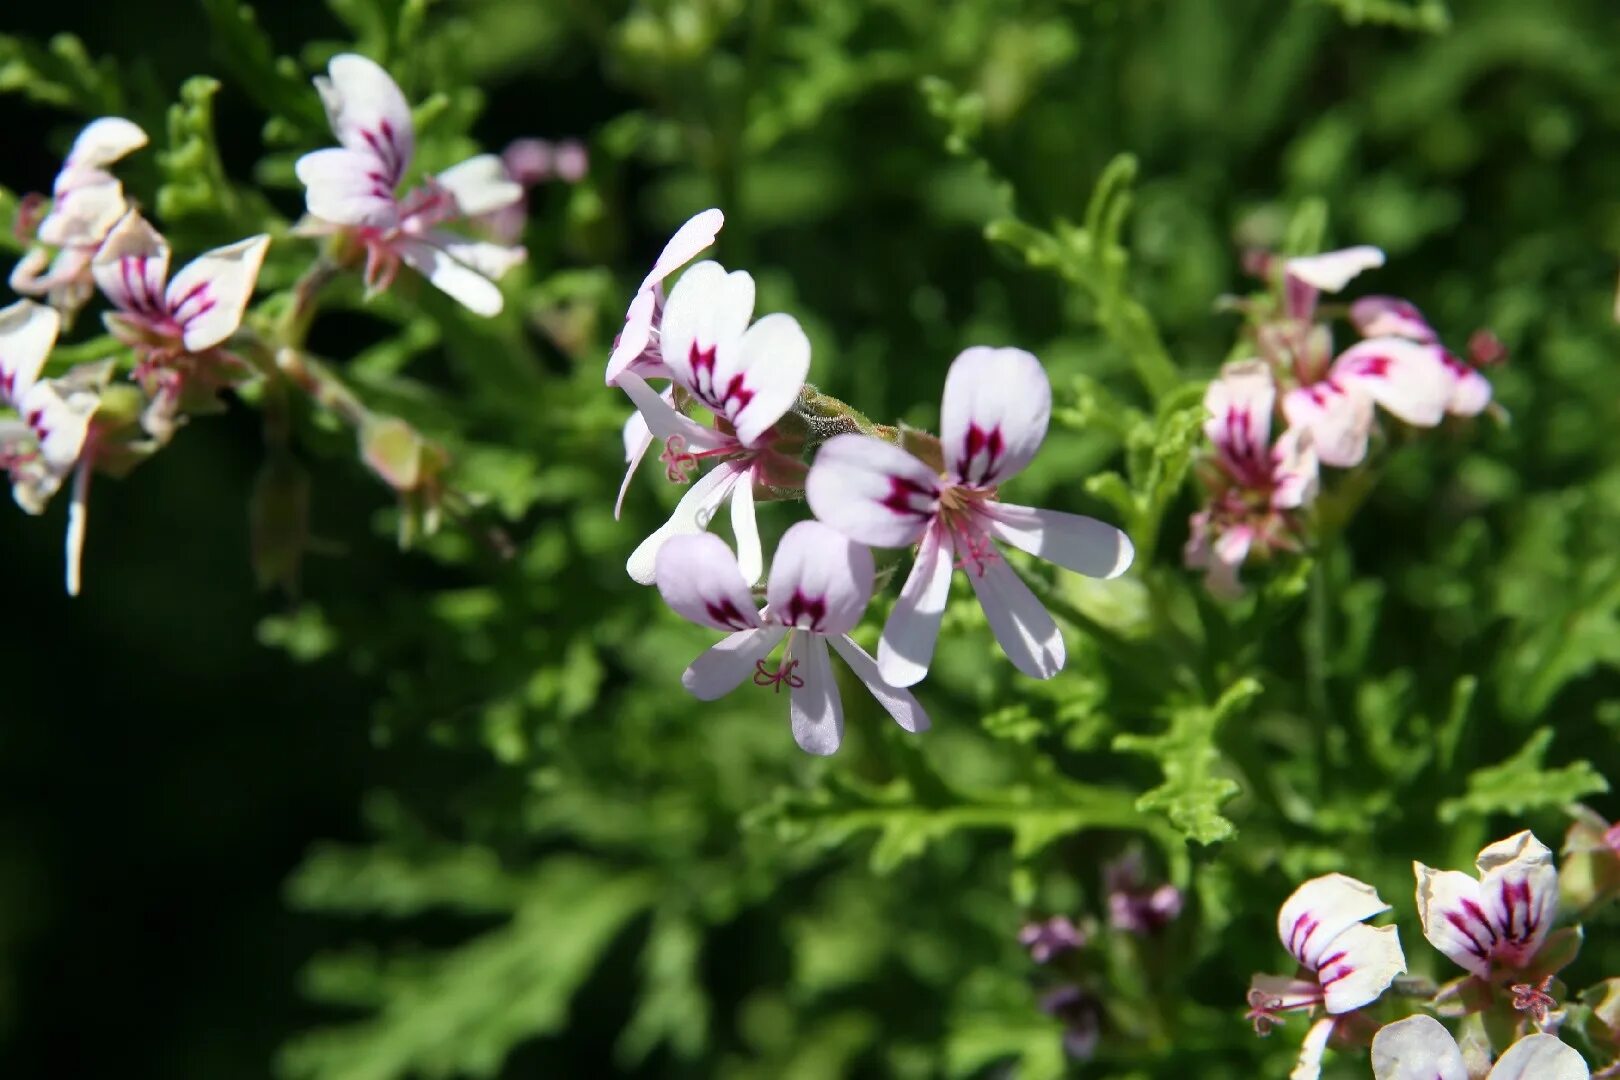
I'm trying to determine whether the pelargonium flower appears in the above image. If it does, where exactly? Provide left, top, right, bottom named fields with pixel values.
left=1351, top=295, right=1494, bottom=419
left=1185, top=360, right=1317, bottom=598
left=1038, top=985, right=1101, bottom=1062
left=1104, top=852, right=1184, bottom=935
left=603, top=209, right=724, bottom=518
left=10, top=117, right=148, bottom=317
left=1280, top=336, right=1452, bottom=469
left=1371, top=1014, right=1589, bottom=1080
left=1282, top=245, right=1386, bottom=322
left=1019, top=916, right=1085, bottom=963
left=1414, top=830, right=1559, bottom=980
left=295, top=53, right=525, bottom=316
left=653, top=521, right=927, bottom=756
left=616, top=258, right=810, bottom=586
left=1246, top=873, right=1407, bottom=1080
left=0, top=299, right=107, bottom=595
left=805, top=347, right=1133, bottom=687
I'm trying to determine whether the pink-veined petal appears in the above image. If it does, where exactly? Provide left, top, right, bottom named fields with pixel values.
left=1277, top=873, right=1392, bottom=971
left=626, top=461, right=743, bottom=586
left=165, top=234, right=270, bottom=352
left=1290, top=1017, right=1337, bottom=1080
left=659, top=260, right=756, bottom=396
left=940, top=346, right=1051, bottom=487
left=1475, top=830, right=1558, bottom=970
left=827, top=634, right=929, bottom=734
left=1442, top=354, right=1493, bottom=417
left=395, top=237, right=505, bottom=316
left=434, top=154, right=522, bottom=216
left=91, top=213, right=171, bottom=316
left=1370, top=1015, right=1468, bottom=1080
left=1413, top=863, right=1493, bottom=979
left=682, top=625, right=786, bottom=701
left=805, top=433, right=940, bottom=549
left=984, top=502, right=1134, bottom=579
left=606, top=287, right=661, bottom=386
left=315, top=53, right=414, bottom=187
left=730, top=465, right=763, bottom=586
left=1489, top=1035, right=1591, bottom=1080
left=877, top=522, right=952, bottom=688
left=1286, top=246, right=1386, bottom=293
left=616, top=405, right=657, bottom=520
left=1318, top=922, right=1405, bottom=1014
left=295, top=147, right=400, bottom=228
left=789, top=632, right=844, bottom=755
left=614, top=370, right=729, bottom=450
left=0, top=300, right=61, bottom=406
left=1204, top=359, right=1275, bottom=467
left=1333, top=338, right=1452, bottom=428
left=19, top=379, right=95, bottom=475
left=965, top=547, right=1065, bottom=679
left=1350, top=296, right=1439, bottom=344
left=717, top=312, right=810, bottom=446
left=1282, top=380, right=1374, bottom=469
left=1271, top=427, right=1320, bottom=510
left=765, top=519, right=874, bottom=637
left=653, top=532, right=762, bottom=631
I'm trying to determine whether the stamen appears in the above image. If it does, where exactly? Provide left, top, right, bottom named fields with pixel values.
left=1244, top=989, right=1286, bottom=1037
left=660, top=434, right=699, bottom=483
left=1511, top=975, right=1557, bottom=1025
left=753, top=658, right=804, bottom=693
left=952, top=530, right=1000, bottom=577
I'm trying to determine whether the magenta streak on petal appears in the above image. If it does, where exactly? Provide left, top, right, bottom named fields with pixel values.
left=703, top=598, right=753, bottom=630
left=1288, top=913, right=1319, bottom=959
left=1316, top=949, right=1355, bottom=986
left=686, top=343, right=753, bottom=419
left=169, top=280, right=215, bottom=326
left=1444, top=902, right=1495, bottom=960
left=1344, top=354, right=1392, bottom=378
left=0, top=370, right=13, bottom=404
left=959, top=423, right=1004, bottom=485
left=361, top=125, right=402, bottom=186
left=782, top=591, right=827, bottom=632
left=880, top=474, right=936, bottom=519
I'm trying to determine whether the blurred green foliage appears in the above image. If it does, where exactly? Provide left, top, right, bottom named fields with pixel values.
left=3, top=0, right=1620, bottom=1077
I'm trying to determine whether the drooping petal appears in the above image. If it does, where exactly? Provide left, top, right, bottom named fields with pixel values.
left=625, top=461, right=743, bottom=586
left=1286, top=246, right=1386, bottom=293
left=1370, top=1015, right=1468, bottom=1080
left=1441, top=353, right=1493, bottom=417
left=91, top=213, right=171, bottom=316
left=1488, top=1035, right=1591, bottom=1080
left=1289, top=1017, right=1337, bottom=1080
left=616, top=408, right=655, bottom=520
left=877, top=522, right=953, bottom=688
left=613, top=370, right=729, bottom=450
left=1203, top=359, right=1275, bottom=470
left=1282, top=380, right=1374, bottom=469
left=716, top=311, right=811, bottom=447
left=805, top=433, right=940, bottom=549
left=653, top=532, right=762, bottom=631
left=765, top=519, right=874, bottom=637
left=730, top=466, right=764, bottom=586
left=984, top=502, right=1134, bottom=579
left=65, top=454, right=92, bottom=597
left=659, top=260, right=756, bottom=397
left=789, top=632, right=844, bottom=755
left=394, top=237, right=505, bottom=316
left=1318, top=922, right=1405, bottom=1014
left=165, top=234, right=270, bottom=352
left=1413, top=863, right=1494, bottom=979
left=940, top=346, right=1051, bottom=487
left=315, top=53, right=414, bottom=188
left=965, top=547, right=1065, bottom=679
left=1277, top=873, right=1392, bottom=971
left=1475, top=830, right=1559, bottom=970
left=0, top=300, right=62, bottom=406
left=1332, top=338, right=1452, bottom=428
left=430, top=233, right=526, bottom=282
left=827, top=634, right=930, bottom=735
left=294, top=147, right=400, bottom=228
left=63, top=117, right=148, bottom=171
left=434, top=154, right=523, bottom=216
left=682, top=625, right=787, bottom=701
left=1270, top=427, right=1320, bottom=510
left=1350, top=296, right=1439, bottom=344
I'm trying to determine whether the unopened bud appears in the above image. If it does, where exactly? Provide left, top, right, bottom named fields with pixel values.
left=1467, top=329, right=1508, bottom=367
left=360, top=416, right=427, bottom=492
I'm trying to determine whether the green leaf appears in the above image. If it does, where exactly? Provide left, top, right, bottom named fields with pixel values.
left=0, top=33, right=122, bottom=114
left=1438, top=728, right=1610, bottom=823
left=198, top=0, right=328, bottom=136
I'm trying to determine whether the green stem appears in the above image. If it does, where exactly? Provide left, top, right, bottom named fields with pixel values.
left=1306, top=556, right=1335, bottom=786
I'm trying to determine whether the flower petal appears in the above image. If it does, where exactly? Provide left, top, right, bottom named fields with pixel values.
left=1270, top=427, right=1319, bottom=510
left=37, top=172, right=128, bottom=248
left=1441, top=353, right=1492, bottom=417
left=1350, top=296, right=1439, bottom=344
left=1332, top=338, right=1452, bottom=428
left=1286, top=246, right=1385, bottom=293
left=64, top=117, right=148, bottom=171
left=730, top=466, right=764, bottom=586
left=940, top=346, right=1051, bottom=487
left=805, top=433, right=940, bottom=549
left=606, top=287, right=660, bottom=386
left=395, top=237, right=505, bottom=316
left=434, top=154, right=522, bottom=216
left=653, top=532, right=762, bottom=631
left=1318, top=922, right=1405, bottom=1014
left=614, top=370, right=729, bottom=450
left=1489, top=1034, right=1591, bottom=1080
left=965, top=547, right=1065, bottom=679
left=0, top=300, right=61, bottom=406
left=1282, top=381, right=1374, bottom=469
left=1370, top=1015, right=1467, bottom=1080
left=683, top=625, right=786, bottom=701
left=429, top=233, right=526, bottom=282
left=616, top=407, right=656, bottom=520
left=659, top=260, right=756, bottom=398
left=765, top=519, right=874, bottom=637
left=645, top=209, right=725, bottom=292
left=65, top=456, right=92, bottom=597
left=1289, top=1017, right=1337, bottom=1080
left=294, top=147, right=400, bottom=228
left=20, top=378, right=96, bottom=474
left=827, top=634, right=930, bottom=735
left=1413, top=862, right=1494, bottom=979
left=1204, top=359, right=1275, bottom=467
left=985, top=502, right=1134, bottom=579
left=1277, top=873, right=1392, bottom=970
left=315, top=53, right=414, bottom=187
left=789, top=633, right=844, bottom=755
left=717, top=311, right=811, bottom=446
left=877, top=522, right=952, bottom=688
left=626, top=461, right=743, bottom=586
left=1475, top=830, right=1559, bottom=970
left=91, top=213, right=171, bottom=316
left=166, top=234, right=270, bottom=352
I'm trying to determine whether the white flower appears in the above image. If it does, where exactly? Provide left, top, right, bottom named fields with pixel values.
left=1351, top=295, right=1494, bottom=418
left=1415, top=830, right=1559, bottom=980
left=804, top=346, right=1132, bottom=686
left=1282, top=245, right=1386, bottom=321
left=654, top=521, right=928, bottom=755
left=615, top=259, right=811, bottom=585
left=295, top=53, right=525, bottom=315
left=1281, top=337, right=1454, bottom=468
left=10, top=117, right=148, bottom=317
left=1372, top=1014, right=1589, bottom=1080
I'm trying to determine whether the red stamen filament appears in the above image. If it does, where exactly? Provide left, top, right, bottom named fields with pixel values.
left=753, top=658, right=804, bottom=693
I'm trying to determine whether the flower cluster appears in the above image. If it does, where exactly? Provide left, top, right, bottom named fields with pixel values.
left=1247, top=829, right=1593, bottom=1080
left=1187, top=246, right=1498, bottom=597
left=608, top=215, right=1136, bottom=753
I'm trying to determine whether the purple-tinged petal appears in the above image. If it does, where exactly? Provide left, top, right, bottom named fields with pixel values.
left=1414, top=863, right=1494, bottom=979
left=1286, top=246, right=1385, bottom=293
left=1350, top=296, right=1439, bottom=344
left=1203, top=359, right=1275, bottom=469
left=1489, top=1034, right=1591, bottom=1080
left=434, top=154, right=523, bottom=216
left=0, top=300, right=61, bottom=407
left=965, top=548, right=1064, bottom=679
left=877, top=522, right=952, bottom=688
left=789, top=632, right=844, bottom=755
left=166, top=234, right=270, bottom=352
left=654, top=532, right=762, bottom=631
left=1282, top=380, right=1374, bottom=469
left=1277, top=873, right=1392, bottom=971
left=805, top=433, right=940, bottom=549
left=827, top=634, right=930, bottom=734
left=1370, top=1015, right=1468, bottom=1080
left=91, top=213, right=171, bottom=317
left=716, top=311, right=810, bottom=447
left=1318, top=922, right=1405, bottom=1014
left=315, top=53, right=414, bottom=187
left=730, top=465, right=763, bottom=586
left=1441, top=353, right=1492, bottom=417
left=1290, top=1017, right=1336, bottom=1080
left=765, top=520, right=874, bottom=637
left=682, top=625, right=787, bottom=701
left=295, top=147, right=400, bottom=228
left=606, top=288, right=660, bottom=386
left=1332, top=338, right=1452, bottom=428
left=984, top=502, right=1133, bottom=579
left=1475, top=830, right=1558, bottom=970
left=626, top=461, right=743, bottom=586
left=659, top=260, right=756, bottom=397
left=940, top=346, right=1051, bottom=487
